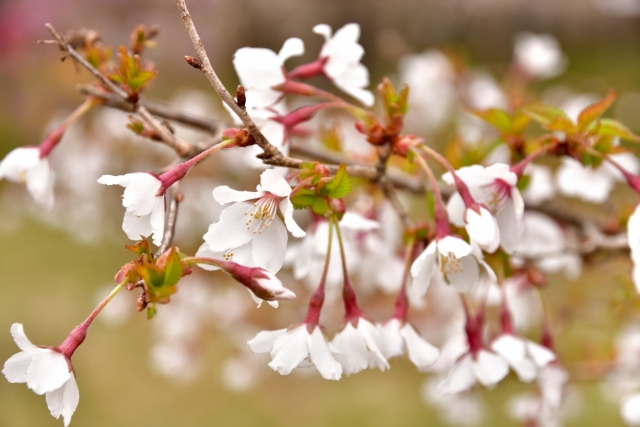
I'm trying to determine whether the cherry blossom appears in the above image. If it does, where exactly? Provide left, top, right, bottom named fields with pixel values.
left=438, top=312, right=509, bottom=394
left=491, top=333, right=556, bottom=382
left=410, top=235, right=496, bottom=297
left=521, top=163, right=555, bottom=205
left=513, top=33, right=567, bottom=79
left=628, top=204, right=640, bottom=292
left=2, top=324, right=79, bottom=427
left=622, top=393, right=640, bottom=425
left=330, top=317, right=389, bottom=375
left=443, top=164, right=524, bottom=254
left=197, top=169, right=305, bottom=275
left=0, top=147, right=54, bottom=209
left=379, top=318, right=440, bottom=370
left=248, top=324, right=342, bottom=380
left=98, top=172, right=165, bottom=246
left=310, top=24, right=374, bottom=107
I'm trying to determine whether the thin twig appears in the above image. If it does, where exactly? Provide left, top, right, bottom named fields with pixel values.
left=77, top=84, right=218, bottom=133
left=157, top=184, right=181, bottom=255
left=45, top=23, right=196, bottom=158
left=173, top=0, right=279, bottom=159
left=380, top=177, right=412, bottom=228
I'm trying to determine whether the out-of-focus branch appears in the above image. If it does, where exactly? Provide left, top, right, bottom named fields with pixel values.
left=44, top=23, right=198, bottom=158
left=77, top=84, right=218, bottom=133
left=380, top=177, right=412, bottom=228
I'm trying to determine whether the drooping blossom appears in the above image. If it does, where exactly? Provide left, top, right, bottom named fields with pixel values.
left=287, top=212, right=379, bottom=290
left=196, top=169, right=305, bottom=275
left=3, top=324, right=79, bottom=427
left=311, top=24, right=374, bottom=106
left=379, top=318, right=440, bottom=370
left=410, top=235, right=496, bottom=297
left=330, top=317, right=389, bottom=375
left=438, top=313, right=509, bottom=394
left=513, top=33, right=567, bottom=79
left=421, top=378, right=486, bottom=427
left=98, top=173, right=165, bottom=246
left=491, top=314, right=556, bottom=382
left=0, top=147, right=54, bottom=209
left=443, top=164, right=524, bottom=254
left=521, top=163, right=555, bottom=205
left=248, top=324, right=342, bottom=380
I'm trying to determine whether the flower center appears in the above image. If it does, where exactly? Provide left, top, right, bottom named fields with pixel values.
left=439, top=251, right=463, bottom=277
left=244, top=195, right=279, bottom=235
left=486, top=180, right=511, bottom=212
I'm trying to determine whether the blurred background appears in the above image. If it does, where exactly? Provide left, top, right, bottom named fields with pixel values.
left=2, top=0, right=640, bottom=425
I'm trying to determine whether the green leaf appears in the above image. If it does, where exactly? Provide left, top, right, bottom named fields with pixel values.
left=311, top=197, right=330, bottom=216
left=596, top=118, right=640, bottom=142
left=322, top=163, right=351, bottom=199
left=290, top=188, right=317, bottom=209
left=162, top=248, right=184, bottom=288
left=472, top=108, right=512, bottom=133
left=128, top=70, right=157, bottom=90
left=516, top=174, right=531, bottom=192
left=125, top=238, right=152, bottom=256
left=522, top=103, right=571, bottom=126
left=146, top=304, right=157, bottom=320
left=577, top=89, right=617, bottom=133
left=510, top=111, right=531, bottom=135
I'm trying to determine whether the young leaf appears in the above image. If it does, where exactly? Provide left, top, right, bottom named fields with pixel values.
left=522, top=103, right=570, bottom=126
left=321, top=163, right=351, bottom=199
left=290, top=188, right=317, bottom=209
left=161, top=248, right=184, bottom=288
left=577, top=89, right=617, bottom=133
left=472, top=108, right=512, bottom=133
left=596, top=118, right=640, bottom=142
left=311, top=197, right=330, bottom=216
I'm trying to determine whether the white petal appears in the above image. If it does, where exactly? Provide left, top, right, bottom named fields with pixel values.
left=445, top=193, right=466, bottom=227
left=268, top=326, right=309, bottom=375
left=257, top=169, right=292, bottom=198
left=251, top=218, right=288, bottom=274
left=46, top=374, right=79, bottom=427
left=0, top=147, right=40, bottom=181
left=491, top=334, right=535, bottom=382
left=97, top=173, right=135, bottom=187
left=526, top=340, right=556, bottom=368
left=439, top=353, right=476, bottom=394
left=379, top=319, right=404, bottom=359
left=358, top=319, right=390, bottom=371
left=122, top=210, right=153, bottom=241
left=149, top=196, right=165, bottom=246
left=472, top=350, right=509, bottom=386
left=3, top=351, right=35, bottom=383
left=466, top=208, right=500, bottom=253
left=121, top=173, right=163, bottom=216
left=444, top=253, right=480, bottom=293
left=437, top=236, right=473, bottom=258
left=410, top=241, right=438, bottom=298
left=622, top=393, right=640, bottom=425
left=212, top=186, right=262, bottom=205
left=25, top=158, right=54, bottom=210
left=204, top=202, right=256, bottom=252
left=195, top=242, right=254, bottom=271
left=308, top=326, right=342, bottom=380
left=330, top=323, right=369, bottom=375
left=339, top=212, right=380, bottom=231
left=26, top=350, right=71, bottom=395
left=277, top=38, right=305, bottom=63
left=312, top=24, right=332, bottom=41
left=247, top=329, right=287, bottom=354
left=233, top=47, right=284, bottom=91
left=279, top=198, right=305, bottom=238
left=10, top=323, right=37, bottom=352
left=496, top=190, right=524, bottom=254
left=400, top=324, right=440, bottom=370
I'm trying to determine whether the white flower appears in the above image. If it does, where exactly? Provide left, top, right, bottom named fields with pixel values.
left=438, top=349, right=509, bottom=394
left=399, top=50, right=457, bottom=133
left=248, top=324, right=342, bottom=380
left=379, top=318, right=440, bottom=370
left=521, top=163, right=555, bottom=205
left=198, top=169, right=305, bottom=275
left=555, top=156, right=631, bottom=204
left=629, top=205, right=640, bottom=292
left=287, top=212, right=382, bottom=291
left=513, top=33, right=567, bottom=79
left=491, top=334, right=556, bottom=382
left=233, top=37, right=304, bottom=109
left=538, top=363, right=569, bottom=409
left=2, top=324, right=79, bottom=427
left=0, top=147, right=54, bottom=209
left=514, top=212, right=582, bottom=279
left=622, top=393, right=640, bottom=425
left=410, top=235, right=496, bottom=297
left=98, top=172, right=165, bottom=246
left=330, top=318, right=389, bottom=375
left=313, top=24, right=374, bottom=107
left=443, top=164, right=524, bottom=254
left=465, top=72, right=508, bottom=110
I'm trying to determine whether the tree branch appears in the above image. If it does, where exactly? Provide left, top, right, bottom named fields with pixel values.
left=157, top=184, right=182, bottom=255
